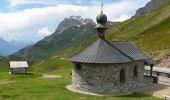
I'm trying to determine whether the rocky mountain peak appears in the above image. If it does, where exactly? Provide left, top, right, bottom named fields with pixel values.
left=56, top=16, right=95, bottom=31
left=134, top=0, right=166, bottom=17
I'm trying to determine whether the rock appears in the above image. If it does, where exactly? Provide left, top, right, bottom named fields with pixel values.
left=135, top=0, right=166, bottom=17
left=160, top=56, right=170, bottom=67
left=57, top=16, right=95, bottom=31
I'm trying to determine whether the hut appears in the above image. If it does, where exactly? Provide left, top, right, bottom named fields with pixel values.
left=10, top=61, right=28, bottom=74
left=67, top=4, right=157, bottom=96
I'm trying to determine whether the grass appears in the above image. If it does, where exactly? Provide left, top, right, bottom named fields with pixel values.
left=0, top=60, right=9, bottom=72
left=0, top=59, right=162, bottom=100
left=105, top=0, right=170, bottom=59
left=31, top=58, right=72, bottom=73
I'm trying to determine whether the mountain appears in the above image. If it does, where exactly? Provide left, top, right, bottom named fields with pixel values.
left=57, top=16, right=94, bottom=31
left=51, top=0, right=170, bottom=61
left=15, top=16, right=96, bottom=61
left=134, top=0, right=166, bottom=17
left=15, top=0, right=170, bottom=63
left=16, top=0, right=170, bottom=73
left=0, top=37, right=31, bottom=56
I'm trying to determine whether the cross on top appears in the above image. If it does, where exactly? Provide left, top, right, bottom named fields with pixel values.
left=101, top=3, right=103, bottom=13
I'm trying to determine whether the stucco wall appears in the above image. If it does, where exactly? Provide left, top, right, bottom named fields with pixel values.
left=71, top=61, right=146, bottom=95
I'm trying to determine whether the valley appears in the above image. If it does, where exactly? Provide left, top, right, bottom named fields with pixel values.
left=0, top=0, right=170, bottom=99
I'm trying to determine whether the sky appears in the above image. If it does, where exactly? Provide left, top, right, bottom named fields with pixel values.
left=0, top=0, right=150, bottom=42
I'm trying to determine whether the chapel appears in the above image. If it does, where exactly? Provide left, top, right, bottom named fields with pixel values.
left=67, top=4, right=157, bottom=95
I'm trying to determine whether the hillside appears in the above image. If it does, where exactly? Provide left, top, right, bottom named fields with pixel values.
left=15, top=16, right=96, bottom=61
left=134, top=0, right=166, bottom=17
left=105, top=0, right=170, bottom=60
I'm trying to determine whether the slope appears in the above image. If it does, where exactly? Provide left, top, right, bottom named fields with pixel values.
left=105, top=0, right=170, bottom=59
left=15, top=23, right=96, bottom=61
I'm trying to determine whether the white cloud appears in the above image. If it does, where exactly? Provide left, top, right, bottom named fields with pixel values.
left=7, top=0, right=69, bottom=7
left=0, top=12, right=31, bottom=33
left=113, top=14, right=130, bottom=22
left=0, top=0, right=150, bottom=42
left=8, top=0, right=40, bottom=7
left=38, top=27, right=51, bottom=37
left=9, top=36, right=19, bottom=41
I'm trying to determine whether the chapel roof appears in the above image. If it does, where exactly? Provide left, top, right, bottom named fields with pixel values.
left=69, top=39, right=156, bottom=65
left=69, top=39, right=131, bottom=64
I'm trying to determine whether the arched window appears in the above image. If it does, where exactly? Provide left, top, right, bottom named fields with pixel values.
left=75, top=63, right=81, bottom=70
left=134, top=66, right=138, bottom=78
left=120, top=68, right=126, bottom=83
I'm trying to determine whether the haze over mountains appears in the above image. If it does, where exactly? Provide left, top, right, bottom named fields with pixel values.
left=0, top=37, right=32, bottom=56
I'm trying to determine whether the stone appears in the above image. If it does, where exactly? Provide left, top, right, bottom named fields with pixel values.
left=67, top=61, right=153, bottom=95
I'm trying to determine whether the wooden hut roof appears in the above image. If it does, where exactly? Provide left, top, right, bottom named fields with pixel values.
left=10, top=61, right=28, bottom=68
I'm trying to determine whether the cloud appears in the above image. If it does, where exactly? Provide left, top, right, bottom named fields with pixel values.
left=9, top=36, right=19, bottom=41
left=0, top=12, right=31, bottom=33
left=75, top=0, right=82, bottom=4
left=0, top=0, right=150, bottom=42
left=113, top=14, right=130, bottom=22
left=8, top=0, right=40, bottom=7
left=7, top=0, right=69, bottom=7
left=38, top=27, right=51, bottom=37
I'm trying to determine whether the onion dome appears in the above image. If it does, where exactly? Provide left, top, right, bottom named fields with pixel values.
left=96, top=13, right=107, bottom=24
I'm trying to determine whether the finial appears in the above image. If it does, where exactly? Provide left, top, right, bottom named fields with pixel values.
left=101, top=3, right=103, bottom=14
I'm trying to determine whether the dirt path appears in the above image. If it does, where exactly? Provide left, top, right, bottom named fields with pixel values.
left=0, top=79, right=14, bottom=85
left=42, top=74, right=62, bottom=79
left=137, top=83, right=170, bottom=98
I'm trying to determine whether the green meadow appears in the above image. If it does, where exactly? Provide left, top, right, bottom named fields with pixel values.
left=0, top=59, right=161, bottom=100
